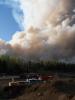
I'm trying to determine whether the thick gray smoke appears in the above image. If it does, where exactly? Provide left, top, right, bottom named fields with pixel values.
left=0, top=0, right=75, bottom=61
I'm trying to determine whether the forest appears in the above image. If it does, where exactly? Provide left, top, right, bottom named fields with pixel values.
left=0, top=55, right=75, bottom=75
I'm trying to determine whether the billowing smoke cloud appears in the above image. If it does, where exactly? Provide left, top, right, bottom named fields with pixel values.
left=0, top=0, right=75, bottom=61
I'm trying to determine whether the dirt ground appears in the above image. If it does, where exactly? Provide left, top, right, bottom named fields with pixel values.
left=0, top=76, right=75, bottom=100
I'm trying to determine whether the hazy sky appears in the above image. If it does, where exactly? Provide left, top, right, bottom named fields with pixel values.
left=0, top=0, right=75, bottom=62
left=0, top=4, right=21, bottom=41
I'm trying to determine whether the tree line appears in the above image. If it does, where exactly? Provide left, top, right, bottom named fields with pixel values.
left=0, top=55, right=75, bottom=75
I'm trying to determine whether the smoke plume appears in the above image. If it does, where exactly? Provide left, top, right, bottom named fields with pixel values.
left=0, top=0, right=75, bottom=61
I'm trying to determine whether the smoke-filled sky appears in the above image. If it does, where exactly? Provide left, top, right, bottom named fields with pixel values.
left=0, top=0, right=75, bottom=62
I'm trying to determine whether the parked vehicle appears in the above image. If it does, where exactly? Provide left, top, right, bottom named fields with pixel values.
left=26, top=78, right=42, bottom=85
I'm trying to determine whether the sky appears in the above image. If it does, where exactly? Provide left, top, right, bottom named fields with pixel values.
left=0, top=0, right=75, bottom=62
left=0, top=4, right=21, bottom=41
